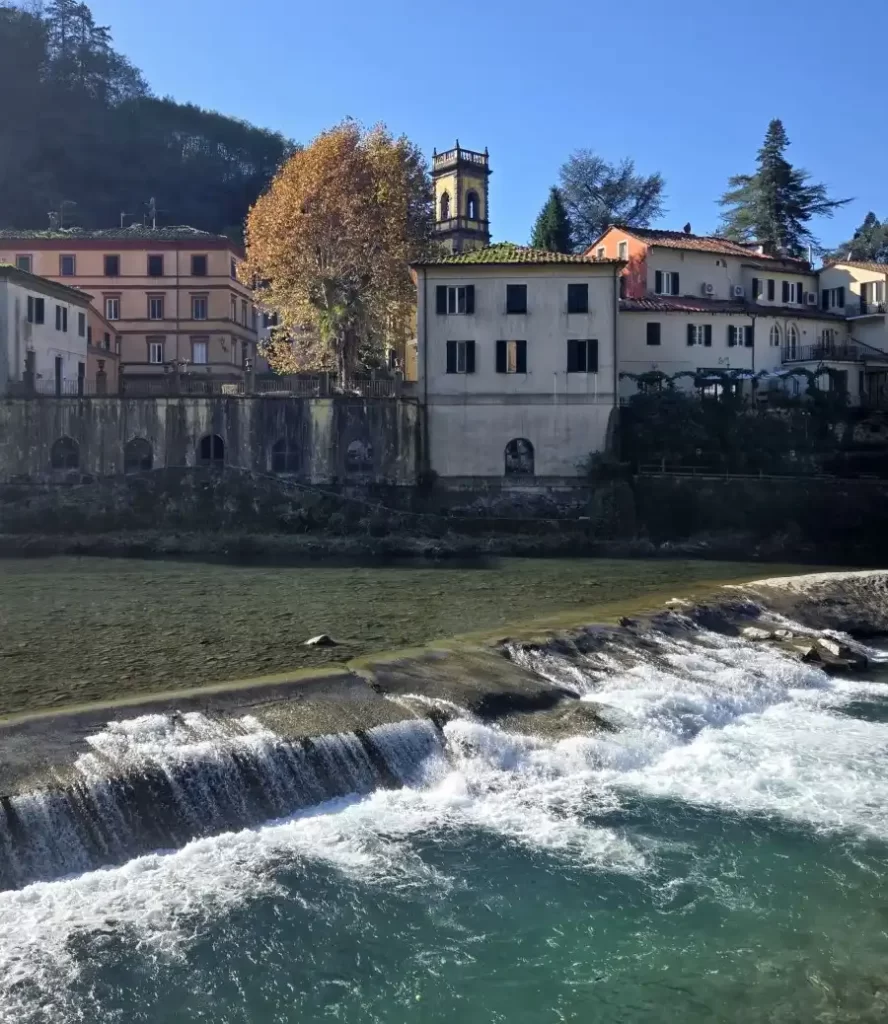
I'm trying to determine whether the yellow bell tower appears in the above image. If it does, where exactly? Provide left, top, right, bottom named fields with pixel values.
left=431, top=141, right=491, bottom=253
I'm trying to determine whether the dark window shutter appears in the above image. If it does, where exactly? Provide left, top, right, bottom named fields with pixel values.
left=745, top=325, right=754, bottom=348
left=782, top=281, right=790, bottom=303
left=27, top=296, right=34, bottom=323
left=567, top=339, right=579, bottom=372
left=495, top=340, right=507, bottom=373
left=446, top=340, right=456, bottom=373
left=821, top=289, right=829, bottom=310
left=727, top=325, right=735, bottom=347
left=587, top=339, right=598, bottom=373
left=704, top=324, right=712, bottom=347
left=465, top=285, right=475, bottom=314
left=796, top=282, right=803, bottom=303
left=837, top=286, right=845, bottom=308
left=516, top=340, right=527, bottom=374
left=767, top=279, right=775, bottom=300
left=687, top=324, right=695, bottom=347
left=436, top=286, right=447, bottom=314
left=646, top=322, right=661, bottom=346
left=465, top=340, right=475, bottom=373
left=752, top=277, right=759, bottom=299
left=655, top=271, right=663, bottom=294
left=672, top=272, right=680, bottom=296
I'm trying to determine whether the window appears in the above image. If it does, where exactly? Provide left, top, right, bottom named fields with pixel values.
left=104, top=332, right=111, bottom=350
left=15, top=255, right=32, bottom=273
left=191, top=254, right=208, bottom=277
left=445, top=340, right=475, bottom=374
left=567, top=283, right=589, bottom=313
left=55, top=305, right=67, bottom=332
left=780, top=281, right=789, bottom=303
left=766, top=279, right=775, bottom=301
left=262, top=311, right=279, bottom=328
left=77, top=312, right=85, bottom=338
left=618, top=240, right=629, bottom=261
left=821, top=328, right=837, bottom=346
left=654, top=271, right=679, bottom=296
left=191, top=338, right=208, bottom=364
left=822, top=287, right=846, bottom=310
left=506, top=284, right=527, bottom=314
left=596, top=246, right=606, bottom=259
left=496, top=339, right=527, bottom=374
left=252, top=306, right=258, bottom=331
left=104, top=254, right=120, bottom=277
left=786, top=324, right=799, bottom=357
left=27, top=296, right=45, bottom=324
left=230, top=257, right=237, bottom=280
left=436, top=285, right=475, bottom=315
left=192, top=294, right=208, bottom=320
left=147, top=254, right=164, bottom=277
left=271, top=438, right=300, bottom=474
left=769, top=324, right=782, bottom=347
left=686, top=324, right=713, bottom=347
left=646, top=322, right=661, bottom=346
left=198, top=434, right=225, bottom=466
left=104, top=296, right=120, bottom=321
left=440, top=192, right=450, bottom=221
left=230, top=295, right=238, bottom=321
left=567, top=338, right=598, bottom=372
left=50, top=437, right=79, bottom=470
left=59, top=254, right=75, bottom=277
left=466, top=191, right=480, bottom=220
left=148, top=338, right=165, bottom=364
left=148, top=295, right=164, bottom=320
left=241, top=299, right=248, bottom=326
left=124, top=438, right=153, bottom=474
left=794, top=282, right=804, bottom=304
left=726, top=324, right=753, bottom=347
left=504, top=438, right=534, bottom=476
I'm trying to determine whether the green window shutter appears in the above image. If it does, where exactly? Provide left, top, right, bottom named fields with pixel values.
left=646, top=322, right=660, bottom=345
left=752, top=277, right=759, bottom=299
left=587, top=339, right=598, bottom=373
left=745, top=326, right=754, bottom=348
left=465, top=340, right=476, bottom=373
left=567, top=339, right=579, bottom=371
left=673, top=272, right=680, bottom=296
left=436, top=286, right=447, bottom=314
left=837, top=286, right=845, bottom=308
left=465, top=286, right=475, bottom=314
left=655, top=271, right=663, bottom=294
left=727, top=325, right=735, bottom=347
left=516, top=340, right=527, bottom=374
left=687, top=324, right=695, bottom=347
left=446, top=341, right=457, bottom=373
left=704, top=324, right=712, bottom=347
left=495, top=340, right=507, bottom=373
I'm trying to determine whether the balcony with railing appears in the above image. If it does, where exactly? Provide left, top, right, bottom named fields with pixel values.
left=432, top=145, right=489, bottom=171
left=847, top=300, right=887, bottom=318
left=782, top=340, right=888, bottom=364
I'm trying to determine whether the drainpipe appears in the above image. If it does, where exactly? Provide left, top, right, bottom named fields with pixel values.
left=421, top=267, right=430, bottom=475
left=612, top=264, right=620, bottom=460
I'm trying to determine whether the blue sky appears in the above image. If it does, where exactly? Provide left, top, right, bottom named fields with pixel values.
left=89, top=0, right=887, bottom=251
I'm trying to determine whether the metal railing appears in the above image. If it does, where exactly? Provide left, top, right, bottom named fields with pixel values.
left=849, top=301, right=887, bottom=317
left=782, top=343, right=864, bottom=363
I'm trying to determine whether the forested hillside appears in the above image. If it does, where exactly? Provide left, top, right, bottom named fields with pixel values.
left=0, top=1, right=292, bottom=238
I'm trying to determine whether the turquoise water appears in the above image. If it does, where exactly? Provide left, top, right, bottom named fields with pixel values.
left=3, top=631, right=888, bottom=1022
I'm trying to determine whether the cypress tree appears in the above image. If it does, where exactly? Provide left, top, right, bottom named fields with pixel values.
left=718, top=119, right=849, bottom=257
left=530, top=187, right=572, bottom=253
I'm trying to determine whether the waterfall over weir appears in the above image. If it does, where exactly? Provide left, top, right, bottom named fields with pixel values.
left=0, top=713, right=443, bottom=892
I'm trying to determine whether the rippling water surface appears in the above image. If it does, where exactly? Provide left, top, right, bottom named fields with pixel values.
left=3, top=623, right=888, bottom=1022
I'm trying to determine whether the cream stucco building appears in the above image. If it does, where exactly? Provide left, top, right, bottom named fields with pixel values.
left=413, top=243, right=622, bottom=478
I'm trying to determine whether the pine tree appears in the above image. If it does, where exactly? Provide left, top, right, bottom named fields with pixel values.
left=830, top=212, right=888, bottom=263
left=718, top=119, right=849, bottom=257
left=530, top=187, right=572, bottom=253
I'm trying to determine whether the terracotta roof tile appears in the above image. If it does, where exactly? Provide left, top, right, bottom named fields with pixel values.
left=620, top=296, right=845, bottom=321
left=414, top=243, right=621, bottom=266
left=0, top=225, right=230, bottom=242
left=599, top=226, right=810, bottom=266
left=824, top=259, right=888, bottom=274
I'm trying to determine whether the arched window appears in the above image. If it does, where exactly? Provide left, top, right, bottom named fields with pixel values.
left=769, top=324, right=782, bottom=347
left=504, top=438, right=534, bottom=476
left=272, top=437, right=300, bottom=474
left=198, top=433, right=225, bottom=466
left=440, top=191, right=450, bottom=221
left=50, top=436, right=79, bottom=470
left=466, top=190, right=480, bottom=220
left=346, top=438, right=373, bottom=473
left=124, top=437, right=153, bottom=473
left=786, top=323, right=799, bottom=359
left=821, top=328, right=836, bottom=347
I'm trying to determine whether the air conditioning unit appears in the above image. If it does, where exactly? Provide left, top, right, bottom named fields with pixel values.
left=701, top=282, right=715, bottom=296
left=806, top=292, right=818, bottom=306
left=732, top=285, right=745, bottom=298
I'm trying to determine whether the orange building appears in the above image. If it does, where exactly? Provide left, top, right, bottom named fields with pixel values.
left=0, top=226, right=258, bottom=392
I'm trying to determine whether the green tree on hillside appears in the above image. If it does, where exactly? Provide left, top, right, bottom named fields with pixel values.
left=530, top=187, right=572, bottom=253
left=829, top=212, right=888, bottom=263
left=718, top=119, right=849, bottom=257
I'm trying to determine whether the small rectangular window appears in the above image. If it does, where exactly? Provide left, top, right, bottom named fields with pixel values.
left=506, top=284, right=527, bottom=314
left=191, top=338, right=209, bottom=364
left=618, top=240, right=629, bottom=261
left=646, top=322, right=661, bottom=346
left=148, top=295, right=164, bottom=320
left=567, top=283, right=589, bottom=313
left=77, top=312, right=86, bottom=337
left=687, top=324, right=713, bottom=347
left=446, top=340, right=475, bottom=374
left=230, top=295, right=238, bottom=321
left=767, top=279, right=775, bottom=301
left=15, top=255, right=32, bottom=273
left=148, top=338, right=165, bottom=364
left=59, top=254, right=75, bottom=277
left=567, top=339, right=598, bottom=372
left=104, top=254, right=120, bottom=277
left=147, top=254, right=164, bottom=277
left=105, top=296, right=120, bottom=321
left=443, top=285, right=474, bottom=314
left=54, top=304, right=67, bottom=332
left=795, top=281, right=804, bottom=304
left=654, top=271, right=679, bottom=296
left=241, top=299, right=248, bottom=326
left=28, top=296, right=45, bottom=324
left=781, top=280, right=790, bottom=303
left=496, top=339, right=527, bottom=374
left=191, top=254, right=208, bottom=277
left=192, top=295, right=208, bottom=321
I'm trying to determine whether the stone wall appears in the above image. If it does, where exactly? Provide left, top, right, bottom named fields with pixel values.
left=0, top=397, right=421, bottom=485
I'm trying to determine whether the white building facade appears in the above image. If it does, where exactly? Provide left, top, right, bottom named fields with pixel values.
left=413, top=244, right=622, bottom=478
left=0, top=265, right=91, bottom=395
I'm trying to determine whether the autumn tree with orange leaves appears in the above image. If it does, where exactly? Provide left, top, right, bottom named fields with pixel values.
left=243, top=121, right=436, bottom=384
